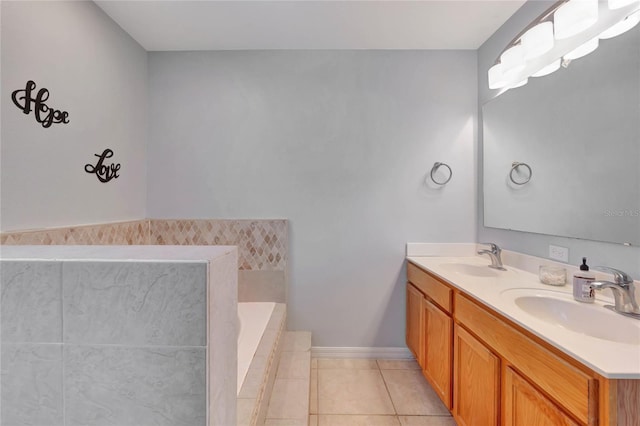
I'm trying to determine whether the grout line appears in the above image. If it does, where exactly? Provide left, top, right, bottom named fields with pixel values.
left=378, top=361, right=399, bottom=416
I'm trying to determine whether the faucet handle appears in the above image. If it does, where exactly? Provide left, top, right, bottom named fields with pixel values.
left=593, top=266, right=633, bottom=284
left=479, top=243, right=501, bottom=253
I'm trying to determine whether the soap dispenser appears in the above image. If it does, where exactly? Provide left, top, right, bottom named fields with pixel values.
left=573, top=257, right=595, bottom=303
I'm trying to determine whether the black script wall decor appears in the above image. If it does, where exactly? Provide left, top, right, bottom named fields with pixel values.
left=85, top=149, right=121, bottom=183
left=11, top=80, right=69, bottom=128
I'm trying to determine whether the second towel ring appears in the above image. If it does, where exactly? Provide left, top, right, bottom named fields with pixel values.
left=510, top=161, right=532, bottom=185
left=430, top=162, right=452, bottom=185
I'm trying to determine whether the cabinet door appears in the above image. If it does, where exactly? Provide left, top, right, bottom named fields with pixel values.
left=453, top=324, right=500, bottom=426
left=504, top=367, right=579, bottom=426
left=406, top=283, right=424, bottom=366
left=423, top=299, right=453, bottom=409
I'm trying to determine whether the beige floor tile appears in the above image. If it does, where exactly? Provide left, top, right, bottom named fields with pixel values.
left=398, top=416, right=457, bottom=426
left=282, top=331, right=312, bottom=352
left=264, top=419, right=308, bottom=426
left=310, top=367, right=318, bottom=414
left=317, top=358, right=378, bottom=369
left=377, top=359, right=421, bottom=370
left=277, top=351, right=311, bottom=379
left=267, top=378, right=310, bottom=420
left=317, top=415, right=401, bottom=425
left=311, top=358, right=318, bottom=369
left=381, top=370, right=449, bottom=416
left=309, top=415, right=318, bottom=426
left=317, top=369, right=395, bottom=415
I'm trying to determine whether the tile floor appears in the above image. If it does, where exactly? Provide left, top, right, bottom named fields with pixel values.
left=309, top=358, right=457, bottom=426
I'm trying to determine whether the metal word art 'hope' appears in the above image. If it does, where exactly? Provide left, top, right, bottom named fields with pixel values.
left=11, top=80, right=69, bottom=128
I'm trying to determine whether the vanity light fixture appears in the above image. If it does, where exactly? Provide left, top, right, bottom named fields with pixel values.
left=488, top=0, right=640, bottom=91
left=509, top=79, right=529, bottom=89
left=500, top=45, right=526, bottom=79
left=554, top=0, right=598, bottom=40
left=609, top=0, right=640, bottom=9
left=564, top=36, right=599, bottom=60
left=521, top=21, right=555, bottom=59
left=532, top=59, right=562, bottom=77
left=599, top=9, right=640, bottom=38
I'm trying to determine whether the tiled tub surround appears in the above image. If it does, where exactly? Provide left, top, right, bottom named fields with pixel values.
left=0, top=219, right=288, bottom=303
left=0, top=245, right=238, bottom=426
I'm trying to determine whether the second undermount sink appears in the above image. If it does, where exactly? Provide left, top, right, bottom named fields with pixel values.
left=501, top=288, right=640, bottom=345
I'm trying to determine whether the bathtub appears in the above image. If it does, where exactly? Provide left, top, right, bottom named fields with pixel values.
left=237, top=302, right=276, bottom=394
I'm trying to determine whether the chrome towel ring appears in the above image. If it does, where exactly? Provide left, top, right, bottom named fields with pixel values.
left=430, top=162, right=452, bottom=185
left=510, top=161, right=532, bottom=185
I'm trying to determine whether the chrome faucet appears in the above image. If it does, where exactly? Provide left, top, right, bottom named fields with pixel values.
left=477, top=243, right=506, bottom=271
left=589, top=267, right=640, bottom=319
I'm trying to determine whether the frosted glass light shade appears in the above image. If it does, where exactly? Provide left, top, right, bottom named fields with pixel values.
left=608, top=0, right=640, bottom=10
left=500, top=45, right=526, bottom=79
left=554, top=0, right=599, bottom=39
left=488, top=63, right=509, bottom=89
left=509, top=79, right=529, bottom=89
left=564, top=37, right=599, bottom=60
left=600, top=10, right=640, bottom=38
left=521, top=22, right=555, bottom=59
left=532, top=59, right=562, bottom=77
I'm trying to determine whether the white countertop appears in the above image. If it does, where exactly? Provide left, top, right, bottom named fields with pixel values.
left=407, top=255, right=640, bottom=379
left=0, top=245, right=235, bottom=262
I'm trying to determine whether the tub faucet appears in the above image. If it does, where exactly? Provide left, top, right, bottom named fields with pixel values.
left=589, top=267, right=640, bottom=319
left=477, top=243, right=506, bottom=271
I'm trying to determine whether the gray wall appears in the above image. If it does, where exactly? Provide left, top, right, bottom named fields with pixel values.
left=147, top=51, right=478, bottom=347
left=1, top=1, right=147, bottom=232
left=478, top=1, right=640, bottom=278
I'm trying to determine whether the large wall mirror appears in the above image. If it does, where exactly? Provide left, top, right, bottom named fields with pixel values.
left=483, top=24, right=640, bottom=246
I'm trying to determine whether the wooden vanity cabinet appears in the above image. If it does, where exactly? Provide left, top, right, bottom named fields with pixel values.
left=406, top=263, right=453, bottom=409
left=406, top=282, right=424, bottom=363
left=453, top=324, right=500, bottom=426
left=422, top=299, right=453, bottom=408
left=504, top=367, right=579, bottom=426
left=405, top=262, right=638, bottom=426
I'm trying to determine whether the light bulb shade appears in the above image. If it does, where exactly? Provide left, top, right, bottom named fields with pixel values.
left=608, top=0, right=640, bottom=9
left=488, top=63, right=509, bottom=89
left=500, top=45, right=526, bottom=79
left=532, top=59, right=562, bottom=77
left=509, top=78, right=529, bottom=89
left=521, top=21, right=555, bottom=59
left=600, top=10, right=640, bottom=38
left=554, top=0, right=599, bottom=39
left=564, top=37, right=599, bottom=60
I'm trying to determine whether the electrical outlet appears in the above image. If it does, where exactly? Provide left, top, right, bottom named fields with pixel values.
left=549, top=245, right=569, bottom=262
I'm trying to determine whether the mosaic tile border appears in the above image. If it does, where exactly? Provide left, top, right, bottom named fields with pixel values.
left=0, top=219, right=288, bottom=272
left=149, top=220, right=287, bottom=271
left=0, top=220, right=148, bottom=246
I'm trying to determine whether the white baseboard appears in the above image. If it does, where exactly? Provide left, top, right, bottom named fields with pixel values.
left=311, top=346, right=414, bottom=359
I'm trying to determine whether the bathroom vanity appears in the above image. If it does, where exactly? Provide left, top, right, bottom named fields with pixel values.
left=406, top=253, right=640, bottom=426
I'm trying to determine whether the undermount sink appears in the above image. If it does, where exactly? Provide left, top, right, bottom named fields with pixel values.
left=439, top=263, right=513, bottom=278
left=501, top=288, right=640, bottom=345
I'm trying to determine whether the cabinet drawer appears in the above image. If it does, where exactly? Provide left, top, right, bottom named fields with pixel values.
left=455, top=294, right=597, bottom=425
left=407, top=262, right=452, bottom=313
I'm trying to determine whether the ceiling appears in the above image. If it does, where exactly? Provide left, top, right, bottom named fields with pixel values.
left=94, top=0, right=526, bottom=51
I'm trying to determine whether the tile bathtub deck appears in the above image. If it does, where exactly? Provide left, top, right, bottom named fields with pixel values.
left=309, top=358, right=457, bottom=426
